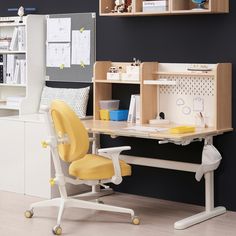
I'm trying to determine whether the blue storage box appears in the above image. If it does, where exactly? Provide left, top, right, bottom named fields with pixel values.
left=109, top=110, right=129, bottom=121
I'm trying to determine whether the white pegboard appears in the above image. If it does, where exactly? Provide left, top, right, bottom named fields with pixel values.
left=159, top=75, right=215, bottom=96
left=159, top=75, right=216, bottom=127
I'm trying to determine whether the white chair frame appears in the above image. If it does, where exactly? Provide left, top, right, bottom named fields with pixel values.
left=25, top=106, right=139, bottom=235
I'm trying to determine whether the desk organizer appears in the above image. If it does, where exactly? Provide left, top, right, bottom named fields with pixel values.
left=100, top=110, right=110, bottom=120
left=99, top=100, right=120, bottom=110
left=110, top=110, right=129, bottom=121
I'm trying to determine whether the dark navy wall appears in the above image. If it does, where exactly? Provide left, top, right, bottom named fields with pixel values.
left=0, top=0, right=235, bottom=210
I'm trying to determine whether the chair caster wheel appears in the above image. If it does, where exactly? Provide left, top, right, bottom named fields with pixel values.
left=132, top=216, right=140, bottom=225
left=24, top=210, right=34, bottom=218
left=52, top=225, right=62, bottom=235
left=96, top=199, right=104, bottom=204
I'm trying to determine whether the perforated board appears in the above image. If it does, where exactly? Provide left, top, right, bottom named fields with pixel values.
left=159, top=75, right=216, bottom=127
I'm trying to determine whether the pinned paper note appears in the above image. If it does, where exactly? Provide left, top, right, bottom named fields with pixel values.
left=72, top=30, right=91, bottom=65
left=193, top=97, right=204, bottom=112
left=47, top=18, right=71, bottom=42
left=47, top=43, right=71, bottom=68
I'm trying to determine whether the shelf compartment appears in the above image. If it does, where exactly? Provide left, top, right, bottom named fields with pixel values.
left=171, top=0, right=228, bottom=13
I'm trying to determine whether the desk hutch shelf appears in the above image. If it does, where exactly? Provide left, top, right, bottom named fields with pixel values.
left=99, top=0, right=229, bottom=16
left=93, top=61, right=232, bottom=132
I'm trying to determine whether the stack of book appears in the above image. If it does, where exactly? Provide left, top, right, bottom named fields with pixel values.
left=0, top=37, right=11, bottom=51
left=6, top=96, right=24, bottom=108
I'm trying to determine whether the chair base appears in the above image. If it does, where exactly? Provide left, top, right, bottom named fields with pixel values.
left=28, top=194, right=138, bottom=234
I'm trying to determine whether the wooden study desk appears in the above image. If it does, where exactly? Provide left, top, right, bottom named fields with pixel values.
left=82, top=119, right=231, bottom=230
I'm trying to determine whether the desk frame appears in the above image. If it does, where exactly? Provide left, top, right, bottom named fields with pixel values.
left=85, top=121, right=227, bottom=230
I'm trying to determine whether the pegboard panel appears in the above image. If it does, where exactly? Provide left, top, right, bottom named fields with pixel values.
left=159, top=75, right=216, bottom=127
left=159, top=75, right=215, bottom=96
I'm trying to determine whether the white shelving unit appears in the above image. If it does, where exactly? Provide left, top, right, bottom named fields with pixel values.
left=0, top=15, right=46, bottom=116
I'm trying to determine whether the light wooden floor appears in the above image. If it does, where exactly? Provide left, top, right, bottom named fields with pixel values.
left=0, top=191, right=236, bottom=236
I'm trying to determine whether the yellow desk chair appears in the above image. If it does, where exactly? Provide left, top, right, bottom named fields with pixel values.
left=25, top=100, right=139, bottom=235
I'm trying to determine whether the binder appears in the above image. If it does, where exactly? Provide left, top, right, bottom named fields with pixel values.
left=20, top=59, right=26, bottom=84
left=13, top=59, right=20, bottom=84
left=6, top=55, right=17, bottom=84
left=18, top=26, right=25, bottom=51
left=0, top=54, right=6, bottom=83
left=9, top=27, right=18, bottom=51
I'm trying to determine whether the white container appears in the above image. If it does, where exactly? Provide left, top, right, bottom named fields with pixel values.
left=143, top=0, right=168, bottom=12
left=126, top=65, right=140, bottom=74
left=99, top=100, right=120, bottom=110
left=107, top=72, right=121, bottom=81
left=121, top=73, right=140, bottom=81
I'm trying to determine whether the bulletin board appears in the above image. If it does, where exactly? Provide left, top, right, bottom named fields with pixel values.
left=46, top=13, right=96, bottom=82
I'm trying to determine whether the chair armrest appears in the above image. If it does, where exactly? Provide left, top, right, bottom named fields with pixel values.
left=98, top=146, right=131, bottom=154
left=98, top=146, right=131, bottom=185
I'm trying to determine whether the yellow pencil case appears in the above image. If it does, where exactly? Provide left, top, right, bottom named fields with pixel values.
left=169, top=126, right=196, bottom=134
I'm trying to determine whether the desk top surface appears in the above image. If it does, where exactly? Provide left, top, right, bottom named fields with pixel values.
left=0, top=114, right=231, bottom=142
left=82, top=119, right=231, bottom=142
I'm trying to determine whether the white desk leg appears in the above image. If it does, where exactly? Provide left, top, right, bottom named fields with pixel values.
left=174, top=171, right=226, bottom=230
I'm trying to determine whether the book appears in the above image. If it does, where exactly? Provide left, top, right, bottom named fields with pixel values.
left=13, top=59, right=20, bottom=84
left=127, top=94, right=136, bottom=123
left=9, top=27, right=18, bottom=51
left=18, top=26, right=26, bottom=51
left=135, top=94, right=141, bottom=124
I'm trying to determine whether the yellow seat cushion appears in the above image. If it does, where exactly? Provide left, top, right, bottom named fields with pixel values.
left=69, top=154, right=131, bottom=180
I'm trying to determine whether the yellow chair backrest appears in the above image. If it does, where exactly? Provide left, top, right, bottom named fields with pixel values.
left=50, top=100, right=89, bottom=162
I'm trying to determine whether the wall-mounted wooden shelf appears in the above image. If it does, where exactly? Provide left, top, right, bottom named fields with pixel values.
left=99, top=0, right=229, bottom=17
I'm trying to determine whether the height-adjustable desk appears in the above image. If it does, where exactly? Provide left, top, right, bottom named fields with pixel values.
left=89, top=61, right=233, bottom=229
left=82, top=119, right=232, bottom=230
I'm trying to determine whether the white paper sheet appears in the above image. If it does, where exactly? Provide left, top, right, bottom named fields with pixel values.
left=46, top=43, right=71, bottom=68
left=124, top=126, right=168, bottom=133
left=72, top=30, right=90, bottom=65
left=47, top=18, right=71, bottom=42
